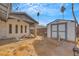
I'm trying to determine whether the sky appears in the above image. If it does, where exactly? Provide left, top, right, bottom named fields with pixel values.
left=12, top=3, right=79, bottom=26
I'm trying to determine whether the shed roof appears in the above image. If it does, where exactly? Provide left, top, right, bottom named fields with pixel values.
left=47, top=19, right=76, bottom=25
left=8, top=12, right=38, bottom=24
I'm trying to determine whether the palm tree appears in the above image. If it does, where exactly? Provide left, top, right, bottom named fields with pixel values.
left=60, top=4, right=65, bottom=20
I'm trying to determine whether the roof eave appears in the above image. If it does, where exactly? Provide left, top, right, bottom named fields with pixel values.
left=9, top=12, right=38, bottom=24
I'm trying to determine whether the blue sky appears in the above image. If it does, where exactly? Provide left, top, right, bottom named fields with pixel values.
left=12, top=3, right=79, bottom=25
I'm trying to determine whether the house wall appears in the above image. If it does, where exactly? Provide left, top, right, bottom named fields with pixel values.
left=0, top=19, right=30, bottom=39
left=6, top=19, right=30, bottom=39
left=0, top=20, right=7, bottom=39
left=30, top=23, right=38, bottom=37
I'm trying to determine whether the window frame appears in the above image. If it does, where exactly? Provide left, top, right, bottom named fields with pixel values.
left=15, top=24, right=18, bottom=33
left=9, top=24, right=12, bottom=34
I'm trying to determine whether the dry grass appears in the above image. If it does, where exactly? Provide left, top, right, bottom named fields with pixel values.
left=0, top=44, right=33, bottom=56
left=0, top=38, right=36, bottom=56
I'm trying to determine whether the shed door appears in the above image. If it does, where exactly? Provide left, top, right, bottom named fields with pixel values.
left=52, top=25, right=58, bottom=38
left=51, top=23, right=67, bottom=40
left=58, top=24, right=67, bottom=40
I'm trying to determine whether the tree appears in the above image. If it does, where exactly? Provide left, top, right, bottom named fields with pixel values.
left=72, top=3, right=78, bottom=24
left=72, top=3, right=78, bottom=43
left=60, top=4, right=66, bottom=20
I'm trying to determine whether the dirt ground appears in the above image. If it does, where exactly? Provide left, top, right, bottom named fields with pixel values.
left=0, top=36, right=75, bottom=56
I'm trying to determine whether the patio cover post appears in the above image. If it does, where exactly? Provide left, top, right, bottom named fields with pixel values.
left=34, top=24, right=38, bottom=37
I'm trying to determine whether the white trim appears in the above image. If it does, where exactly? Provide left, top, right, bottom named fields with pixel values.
left=9, top=15, right=21, bottom=20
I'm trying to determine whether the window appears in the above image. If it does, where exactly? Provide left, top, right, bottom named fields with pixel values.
left=25, top=26, right=27, bottom=33
left=15, top=25, right=18, bottom=33
left=21, top=25, right=23, bottom=33
left=9, top=24, right=12, bottom=33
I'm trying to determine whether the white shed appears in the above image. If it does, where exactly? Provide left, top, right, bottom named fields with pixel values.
left=47, top=19, right=76, bottom=41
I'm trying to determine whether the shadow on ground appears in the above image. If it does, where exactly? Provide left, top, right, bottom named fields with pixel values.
left=0, top=38, right=31, bottom=46
left=0, top=39, right=19, bottom=46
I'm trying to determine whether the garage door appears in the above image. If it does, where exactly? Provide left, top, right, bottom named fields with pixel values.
left=51, top=23, right=67, bottom=40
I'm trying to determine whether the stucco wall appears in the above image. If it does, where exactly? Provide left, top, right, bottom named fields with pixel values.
left=0, top=20, right=7, bottom=39
left=6, top=19, right=30, bottom=39
left=0, top=19, right=30, bottom=39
